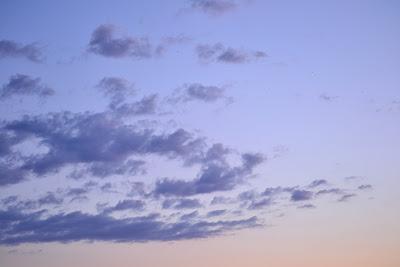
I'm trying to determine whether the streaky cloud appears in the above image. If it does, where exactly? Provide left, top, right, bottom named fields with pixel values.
left=196, top=43, right=266, bottom=64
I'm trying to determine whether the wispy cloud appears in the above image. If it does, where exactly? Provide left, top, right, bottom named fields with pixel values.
left=196, top=43, right=266, bottom=64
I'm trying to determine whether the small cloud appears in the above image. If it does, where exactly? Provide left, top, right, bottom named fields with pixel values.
left=170, top=83, right=229, bottom=104
left=162, top=198, right=202, bottom=209
left=298, top=204, right=316, bottom=209
left=358, top=184, right=373, bottom=190
left=88, top=24, right=152, bottom=59
left=0, top=74, right=54, bottom=100
left=308, top=179, right=328, bottom=188
left=196, top=43, right=266, bottom=64
left=155, top=35, right=192, bottom=56
left=103, top=199, right=145, bottom=214
left=189, top=0, right=237, bottom=16
left=0, top=39, right=44, bottom=63
left=319, top=93, right=338, bottom=102
left=113, top=94, right=158, bottom=117
left=207, top=209, right=227, bottom=217
left=97, top=77, right=135, bottom=107
left=291, top=190, right=313, bottom=202
left=338, top=193, right=357, bottom=202
left=316, top=188, right=344, bottom=196
left=344, top=176, right=363, bottom=182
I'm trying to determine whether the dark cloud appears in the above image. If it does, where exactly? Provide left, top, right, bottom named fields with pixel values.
left=1, top=196, right=18, bottom=205
left=248, top=198, right=271, bottom=210
left=298, top=204, right=316, bottom=209
left=210, top=196, right=232, bottom=205
left=238, top=190, right=257, bottom=201
left=97, top=77, right=135, bottom=107
left=37, top=193, right=63, bottom=206
left=338, top=193, right=357, bottom=202
left=66, top=187, right=89, bottom=198
left=0, top=40, right=44, bottom=63
left=113, top=94, right=158, bottom=117
left=196, top=43, right=266, bottom=64
left=0, top=74, right=54, bottom=100
left=70, top=160, right=146, bottom=179
left=1, top=193, right=63, bottom=211
left=358, top=184, right=373, bottom=190
left=0, top=111, right=209, bottom=185
left=180, top=211, right=199, bottom=221
left=171, top=83, right=227, bottom=103
left=88, top=24, right=152, bottom=59
left=154, top=153, right=265, bottom=196
left=316, top=188, right=344, bottom=196
left=99, top=182, right=117, bottom=193
left=97, top=77, right=158, bottom=117
left=290, top=190, right=313, bottom=202
left=103, top=200, right=145, bottom=214
left=190, top=0, right=236, bottom=16
left=0, top=209, right=259, bottom=245
left=238, top=190, right=274, bottom=210
left=0, top=164, right=27, bottom=186
left=308, top=179, right=328, bottom=188
left=207, top=209, right=226, bottom=217
left=162, top=198, right=202, bottom=209
left=262, top=186, right=295, bottom=197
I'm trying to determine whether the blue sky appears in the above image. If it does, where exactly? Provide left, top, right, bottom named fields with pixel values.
left=0, top=1, right=399, bottom=266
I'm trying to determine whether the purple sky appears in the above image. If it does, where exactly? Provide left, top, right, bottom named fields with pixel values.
left=0, top=1, right=399, bottom=266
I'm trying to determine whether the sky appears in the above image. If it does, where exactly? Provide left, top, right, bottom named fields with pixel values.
left=0, top=0, right=399, bottom=266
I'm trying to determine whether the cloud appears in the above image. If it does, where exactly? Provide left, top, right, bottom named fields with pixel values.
left=0, top=193, right=63, bottom=211
left=154, top=153, right=265, bottom=196
left=207, top=209, right=226, bottom=217
left=248, top=198, right=271, bottom=210
left=358, top=184, right=373, bottom=190
left=88, top=24, right=152, bottom=59
left=196, top=43, right=266, bottom=64
left=0, top=164, right=27, bottom=186
left=102, top=200, right=145, bottom=214
left=319, top=93, right=338, bottom=102
left=0, top=74, right=54, bottom=100
left=112, top=94, right=159, bottom=117
left=316, top=188, right=344, bottom=196
left=37, top=193, right=63, bottom=206
left=189, top=0, right=237, bottom=16
left=180, top=211, right=199, bottom=221
left=0, top=209, right=259, bottom=245
left=97, top=77, right=158, bottom=117
left=162, top=198, right=202, bottom=209
left=210, top=196, right=233, bottom=205
left=97, top=77, right=135, bottom=107
left=290, top=190, right=313, bottom=202
left=338, top=193, right=357, bottom=202
left=0, top=111, right=209, bottom=185
left=170, top=83, right=228, bottom=103
left=262, top=186, right=296, bottom=197
left=308, top=179, right=328, bottom=188
left=155, top=35, right=192, bottom=56
left=0, top=40, right=44, bottom=63
left=298, top=204, right=316, bottom=209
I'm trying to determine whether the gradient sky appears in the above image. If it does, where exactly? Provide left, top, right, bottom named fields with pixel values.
left=0, top=1, right=399, bottom=266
